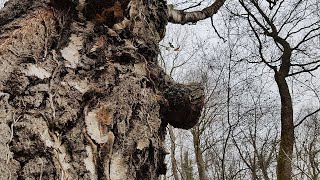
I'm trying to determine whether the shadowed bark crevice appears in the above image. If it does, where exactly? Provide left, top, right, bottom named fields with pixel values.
left=0, top=0, right=34, bottom=26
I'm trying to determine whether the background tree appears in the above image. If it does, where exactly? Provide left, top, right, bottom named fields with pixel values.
left=226, top=0, right=320, bottom=179
left=162, top=0, right=320, bottom=179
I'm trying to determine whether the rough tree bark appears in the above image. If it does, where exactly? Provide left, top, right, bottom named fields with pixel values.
left=0, top=0, right=215, bottom=179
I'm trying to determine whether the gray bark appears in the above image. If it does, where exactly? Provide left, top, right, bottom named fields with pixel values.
left=0, top=0, right=204, bottom=179
left=168, top=0, right=226, bottom=24
left=192, top=127, right=208, bottom=180
left=169, top=126, right=179, bottom=180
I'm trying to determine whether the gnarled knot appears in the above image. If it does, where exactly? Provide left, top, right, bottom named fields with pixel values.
left=161, top=82, right=204, bottom=129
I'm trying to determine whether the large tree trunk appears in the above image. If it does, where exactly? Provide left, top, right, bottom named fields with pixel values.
left=275, top=73, right=294, bottom=180
left=0, top=0, right=204, bottom=179
left=274, top=36, right=294, bottom=180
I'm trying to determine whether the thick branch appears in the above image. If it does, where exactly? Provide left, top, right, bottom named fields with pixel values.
left=149, top=65, right=205, bottom=129
left=167, top=0, right=226, bottom=24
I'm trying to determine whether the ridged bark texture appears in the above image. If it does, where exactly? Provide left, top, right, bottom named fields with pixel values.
left=0, top=0, right=204, bottom=179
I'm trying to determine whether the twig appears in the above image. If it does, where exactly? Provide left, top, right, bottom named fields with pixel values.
left=294, top=108, right=320, bottom=128
left=210, top=17, right=226, bottom=42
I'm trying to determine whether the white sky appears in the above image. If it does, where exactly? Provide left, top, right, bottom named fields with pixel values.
left=0, top=0, right=7, bottom=8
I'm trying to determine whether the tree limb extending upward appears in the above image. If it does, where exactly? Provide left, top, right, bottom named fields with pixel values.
left=168, top=0, right=226, bottom=24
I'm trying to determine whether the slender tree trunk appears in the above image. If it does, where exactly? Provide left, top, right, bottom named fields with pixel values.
left=169, top=125, right=180, bottom=180
left=0, top=0, right=204, bottom=179
left=191, top=126, right=208, bottom=180
left=275, top=73, right=294, bottom=180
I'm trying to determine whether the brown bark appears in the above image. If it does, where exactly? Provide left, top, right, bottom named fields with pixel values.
left=275, top=73, right=294, bottom=180
left=273, top=31, right=294, bottom=180
left=0, top=0, right=204, bottom=179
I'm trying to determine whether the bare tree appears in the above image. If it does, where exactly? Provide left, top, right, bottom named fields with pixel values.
left=162, top=1, right=320, bottom=180
left=226, top=0, right=320, bottom=179
left=294, top=110, right=320, bottom=180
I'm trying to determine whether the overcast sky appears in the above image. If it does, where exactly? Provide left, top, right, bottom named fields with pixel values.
left=0, top=0, right=6, bottom=8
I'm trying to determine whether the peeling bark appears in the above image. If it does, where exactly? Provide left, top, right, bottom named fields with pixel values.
left=0, top=0, right=205, bottom=179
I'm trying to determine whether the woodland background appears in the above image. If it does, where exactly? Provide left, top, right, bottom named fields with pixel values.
left=1, top=0, right=320, bottom=179
left=160, top=0, right=320, bottom=179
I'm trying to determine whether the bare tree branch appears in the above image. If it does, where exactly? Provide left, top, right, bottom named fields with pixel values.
left=287, top=63, right=320, bottom=77
left=294, top=108, right=320, bottom=128
left=168, top=0, right=226, bottom=24
left=210, top=17, right=226, bottom=42
left=247, top=14, right=277, bottom=71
